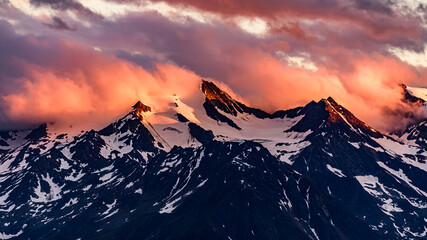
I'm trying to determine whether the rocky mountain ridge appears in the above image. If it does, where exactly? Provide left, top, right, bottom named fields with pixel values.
left=0, top=80, right=426, bottom=239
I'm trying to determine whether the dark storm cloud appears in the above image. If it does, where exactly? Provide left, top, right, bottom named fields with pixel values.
left=144, top=0, right=423, bottom=40
left=29, top=0, right=100, bottom=17
left=69, top=10, right=424, bottom=77
left=43, top=16, right=76, bottom=31
left=353, top=0, right=394, bottom=15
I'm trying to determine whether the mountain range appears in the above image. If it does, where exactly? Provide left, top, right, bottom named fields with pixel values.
left=0, top=80, right=426, bottom=240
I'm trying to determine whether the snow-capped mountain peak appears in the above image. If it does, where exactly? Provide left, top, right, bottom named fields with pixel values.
left=1, top=80, right=427, bottom=239
left=322, top=97, right=380, bottom=136
left=201, top=80, right=246, bottom=117
left=201, top=80, right=235, bottom=106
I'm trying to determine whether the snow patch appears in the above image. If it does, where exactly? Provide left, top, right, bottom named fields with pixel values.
left=326, top=164, right=346, bottom=177
left=377, top=162, right=427, bottom=197
left=31, top=174, right=63, bottom=203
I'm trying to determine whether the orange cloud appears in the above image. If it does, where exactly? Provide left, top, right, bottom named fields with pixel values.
left=149, top=0, right=422, bottom=40
left=2, top=41, right=423, bottom=133
left=211, top=46, right=424, bottom=132
left=0, top=18, right=425, bottom=133
left=1, top=45, right=202, bottom=130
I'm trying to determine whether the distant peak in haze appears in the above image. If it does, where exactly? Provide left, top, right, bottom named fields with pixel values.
left=132, top=101, right=151, bottom=121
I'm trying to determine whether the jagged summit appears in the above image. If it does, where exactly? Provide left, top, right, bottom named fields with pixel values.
left=287, top=96, right=381, bottom=138
left=200, top=80, right=381, bottom=137
left=323, top=97, right=370, bottom=128
left=132, top=101, right=151, bottom=121
left=401, top=84, right=426, bottom=106
left=201, top=80, right=235, bottom=105
left=133, top=101, right=151, bottom=112
left=201, top=80, right=244, bottom=116
left=322, top=97, right=380, bottom=136
left=200, top=80, right=270, bottom=122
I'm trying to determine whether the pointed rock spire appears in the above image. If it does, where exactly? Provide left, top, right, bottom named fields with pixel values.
left=322, top=97, right=381, bottom=136
left=132, top=101, right=151, bottom=121
left=201, top=80, right=235, bottom=106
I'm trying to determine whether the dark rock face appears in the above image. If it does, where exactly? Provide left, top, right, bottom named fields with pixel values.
left=402, top=120, right=427, bottom=147
left=201, top=80, right=281, bottom=130
left=401, top=84, right=426, bottom=106
left=201, top=80, right=270, bottom=119
left=188, top=123, right=214, bottom=144
left=25, top=123, right=48, bottom=141
left=176, top=113, right=189, bottom=123
left=0, top=139, right=8, bottom=146
left=202, top=101, right=242, bottom=130
left=201, top=80, right=238, bottom=111
left=286, top=97, right=382, bottom=138
left=275, top=96, right=427, bottom=240
left=290, top=120, right=427, bottom=239
left=88, top=142, right=383, bottom=240
left=323, top=97, right=381, bottom=136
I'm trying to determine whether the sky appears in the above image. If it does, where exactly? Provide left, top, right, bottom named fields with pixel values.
left=0, top=0, right=426, bottom=132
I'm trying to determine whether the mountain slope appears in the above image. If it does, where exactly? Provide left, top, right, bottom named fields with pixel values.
left=94, top=141, right=382, bottom=240
left=286, top=99, right=427, bottom=239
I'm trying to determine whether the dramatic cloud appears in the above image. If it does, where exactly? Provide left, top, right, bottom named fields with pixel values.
left=148, top=0, right=425, bottom=40
left=0, top=20, right=202, bottom=130
left=0, top=0, right=426, bottom=133
left=61, top=10, right=423, bottom=130
left=43, top=16, right=76, bottom=31
left=29, top=0, right=99, bottom=17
